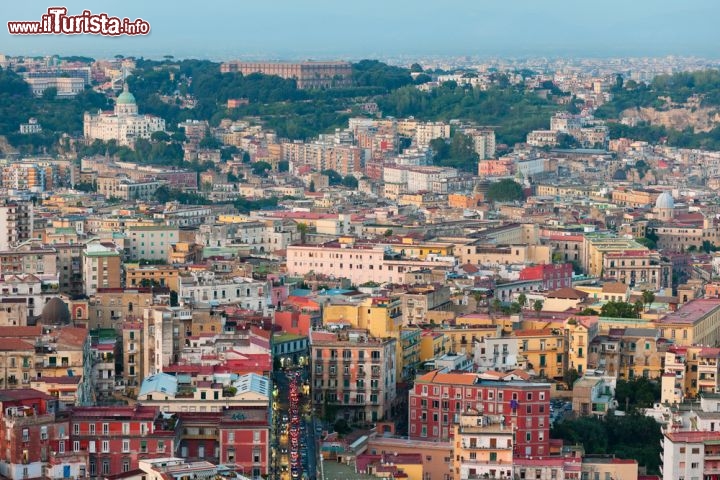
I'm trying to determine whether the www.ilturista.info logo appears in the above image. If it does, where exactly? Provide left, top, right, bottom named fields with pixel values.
left=8, top=7, right=150, bottom=35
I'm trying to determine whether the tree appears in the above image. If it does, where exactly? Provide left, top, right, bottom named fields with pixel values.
left=169, top=290, right=179, bottom=307
left=634, top=300, right=644, bottom=318
left=517, top=293, right=527, bottom=308
left=342, top=175, right=358, bottom=189
left=297, top=222, right=309, bottom=244
left=251, top=161, right=272, bottom=177
left=150, top=131, right=171, bottom=142
left=615, top=378, right=660, bottom=410
left=321, top=169, right=343, bottom=185
left=491, top=298, right=502, bottom=318
left=533, top=300, right=544, bottom=319
left=600, top=301, right=640, bottom=319
left=278, top=160, right=290, bottom=172
left=641, top=290, right=655, bottom=311
left=383, top=229, right=393, bottom=237
left=563, top=368, right=580, bottom=390
left=42, top=87, right=57, bottom=101
left=409, top=63, right=423, bottom=73
left=486, top=179, right=524, bottom=202
left=308, top=180, right=316, bottom=192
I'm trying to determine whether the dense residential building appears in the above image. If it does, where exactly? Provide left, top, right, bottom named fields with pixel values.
left=0, top=201, right=34, bottom=251
left=408, top=371, right=551, bottom=457
left=309, top=328, right=397, bottom=423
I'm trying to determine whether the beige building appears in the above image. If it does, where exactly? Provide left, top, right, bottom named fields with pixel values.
left=602, top=249, right=672, bottom=289
left=82, top=240, right=122, bottom=296
left=96, top=176, right=162, bottom=201
left=87, top=288, right=154, bottom=330
left=582, top=234, right=648, bottom=277
left=220, top=61, right=352, bottom=89
left=0, top=325, right=92, bottom=406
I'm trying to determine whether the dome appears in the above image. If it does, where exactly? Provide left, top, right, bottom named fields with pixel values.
left=655, top=191, right=675, bottom=210
left=116, top=90, right=136, bottom=105
left=41, top=297, right=71, bottom=325
left=612, top=169, right=627, bottom=181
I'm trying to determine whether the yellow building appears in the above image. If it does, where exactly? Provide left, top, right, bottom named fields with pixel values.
left=565, top=316, right=598, bottom=376
left=383, top=237, right=455, bottom=260
left=453, top=412, right=513, bottom=480
left=125, top=264, right=181, bottom=291
left=611, top=188, right=660, bottom=208
left=419, top=330, right=451, bottom=362
left=324, top=296, right=416, bottom=380
left=515, top=328, right=567, bottom=380
left=657, top=298, right=720, bottom=347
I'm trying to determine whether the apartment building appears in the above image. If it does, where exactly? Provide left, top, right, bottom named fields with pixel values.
left=602, top=249, right=672, bottom=289
left=587, top=327, right=665, bottom=380
left=125, top=225, right=180, bottom=262
left=81, top=241, right=123, bottom=296
left=663, top=431, right=720, bottom=480
left=408, top=371, right=551, bottom=457
left=565, top=316, right=598, bottom=376
left=287, top=241, right=455, bottom=286
left=309, top=328, right=397, bottom=423
left=452, top=412, right=513, bottom=480
left=70, top=405, right=177, bottom=477
left=177, top=272, right=269, bottom=312
left=515, top=328, right=567, bottom=381
left=582, top=234, right=649, bottom=277
left=0, top=389, right=69, bottom=480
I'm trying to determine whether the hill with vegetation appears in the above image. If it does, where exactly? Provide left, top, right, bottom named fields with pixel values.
left=2, top=59, right=562, bottom=156
left=597, top=70, right=720, bottom=150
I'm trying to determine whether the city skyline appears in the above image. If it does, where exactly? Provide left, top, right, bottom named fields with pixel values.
left=2, top=0, right=719, bottom=60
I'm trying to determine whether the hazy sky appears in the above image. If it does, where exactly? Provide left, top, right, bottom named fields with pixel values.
left=2, top=0, right=719, bottom=60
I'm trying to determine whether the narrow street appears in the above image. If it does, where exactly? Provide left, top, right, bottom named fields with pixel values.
left=273, top=367, right=317, bottom=480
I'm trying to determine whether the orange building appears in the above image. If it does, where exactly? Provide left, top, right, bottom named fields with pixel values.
left=478, top=159, right=513, bottom=177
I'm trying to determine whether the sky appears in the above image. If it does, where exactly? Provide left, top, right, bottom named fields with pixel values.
left=2, top=0, right=719, bottom=60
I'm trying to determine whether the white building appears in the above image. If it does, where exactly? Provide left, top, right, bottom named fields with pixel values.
left=474, top=336, right=521, bottom=372
left=414, top=122, right=450, bottom=147
left=84, top=84, right=165, bottom=147
left=0, top=201, right=33, bottom=251
left=177, top=272, right=270, bottom=312
left=125, top=225, right=179, bottom=262
left=383, top=165, right=458, bottom=193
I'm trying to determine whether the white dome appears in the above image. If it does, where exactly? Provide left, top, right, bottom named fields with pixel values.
left=655, top=191, right=675, bottom=209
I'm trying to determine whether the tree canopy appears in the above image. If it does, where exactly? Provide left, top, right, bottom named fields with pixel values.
left=486, top=179, right=524, bottom=202
left=551, top=413, right=663, bottom=474
left=600, top=301, right=640, bottom=319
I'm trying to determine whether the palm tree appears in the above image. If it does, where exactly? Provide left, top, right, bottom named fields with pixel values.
left=533, top=300, right=544, bottom=319
left=297, top=222, right=308, bottom=244
left=641, top=290, right=655, bottom=312
left=517, top=293, right=527, bottom=308
left=491, top=298, right=502, bottom=319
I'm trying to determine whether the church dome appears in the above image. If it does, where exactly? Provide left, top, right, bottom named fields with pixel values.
left=41, top=297, right=71, bottom=325
left=116, top=90, right=136, bottom=105
left=655, top=191, right=675, bottom=209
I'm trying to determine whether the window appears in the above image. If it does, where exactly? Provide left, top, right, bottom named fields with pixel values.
left=102, top=423, right=109, bottom=435
left=254, top=430, right=261, bottom=442
left=140, top=440, right=147, bottom=453
left=102, top=460, right=109, bottom=475
left=89, top=424, right=95, bottom=435
left=102, top=440, right=109, bottom=453
left=123, top=459, right=130, bottom=472
left=22, top=428, right=29, bottom=442
left=73, top=441, right=80, bottom=452
left=253, top=448, right=261, bottom=463
left=122, top=440, right=130, bottom=453
left=73, top=424, right=79, bottom=435
left=122, top=423, right=130, bottom=435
